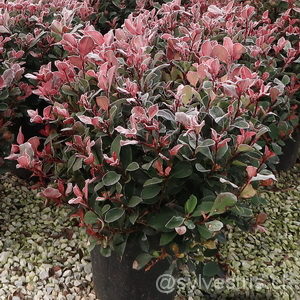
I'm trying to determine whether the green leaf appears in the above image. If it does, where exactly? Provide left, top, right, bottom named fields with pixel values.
left=73, top=158, right=82, bottom=172
left=105, top=207, right=124, bottom=223
left=184, top=219, right=195, bottom=229
left=199, top=139, right=215, bottom=147
left=232, top=119, right=249, bottom=129
left=282, top=75, right=290, bottom=85
left=171, top=161, right=192, bottom=178
left=0, top=89, right=9, bottom=100
left=195, top=163, right=210, bottom=173
left=141, top=184, right=160, bottom=199
left=196, top=146, right=213, bottom=161
left=147, top=208, right=177, bottom=231
left=129, top=210, right=139, bottom=225
left=103, top=171, right=121, bottom=186
left=165, top=216, right=184, bottom=229
left=0, top=103, right=8, bottom=111
left=126, top=162, right=139, bottom=172
left=181, top=85, right=194, bottom=104
left=84, top=211, right=99, bottom=224
left=231, top=206, right=253, bottom=217
left=99, top=246, right=111, bottom=257
left=203, top=261, right=222, bottom=277
left=216, top=143, right=228, bottom=160
left=185, top=195, right=197, bottom=214
left=132, top=253, right=153, bottom=270
left=110, top=135, right=122, bottom=157
left=61, top=85, right=78, bottom=96
left=94, top=181, right=104, bottom=192
left=240, top=184, right=256, bottom=199
left=143, top=177, right=163, bottom=186
left=209, top=193, right=237, bottom=216
left=127, top=196, right=142, bottom=207
left=197, top=225, right=212, bottom=240
left=160, top=232, right=177, bottom=246
left=236, top=144, right=255, bottom=153
left=206, top=220, right=223, bottom=232
left=192, top=202, right=214, bottom=216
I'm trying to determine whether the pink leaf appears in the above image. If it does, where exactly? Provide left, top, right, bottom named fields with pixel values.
left=17, top=154, right=30, bottom=168
left=187, top=71, right=199, bottom=87
left=120, top=140, right=139, bottom=146
left=78, top=115, right=92, bottom=125
left=246, top=166, right=257, bottom=179
left=232, top=43, right=245, bottom=60
left=0, top=76, right=5, bottom=89
left=41, top=187, right=62, bottom=199
left=223, top=37, right=233, bottom=53
left=211, top=45, right=230, bottom=63
left=85, top=30, right=105, bottom=45
left=28, top=137, right=40, bottom=152
left=169, top=144, right=184, bottom=156
left=200, top=40, right=212, bottom=56
left=148, top=104, right=159, bottom=120
left=79, top=36, right=95, bottom=57
left=17, top=127, right=24, bottom=145
left=107, top=66, right=116, bottom=92
left=124, top=19, right=137, bottom=35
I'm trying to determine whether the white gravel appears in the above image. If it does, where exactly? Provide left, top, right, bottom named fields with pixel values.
left=0, top=173, right=98, bottom=300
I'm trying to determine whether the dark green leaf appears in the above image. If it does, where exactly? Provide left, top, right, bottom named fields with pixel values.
left=209, top=193, right=237, bottom=216
left=103, top=171, right=121, bottom=186
left=126, top=162, right=139, bottom=172
left=160, top=232, right=177, bottom=246
left=127, top=196, right=142, bottom=207
left=143, top=177, right=163, bottom=186
left=165, top=216, right=184, bottom=229
left=132, top=253, right=153, bottom=270
left=105, top=207, right=124, bottom=223
left=71, top=157, right=82, bottom=171
left=197, top=225, right=212, bottom=240
left=84, top=211, right=99, bottom=224
left=203, top=261, right=222, bottom=277
left=185, top=195, right=197, bottom=214
left=171, top=161, right=192, bottom=178
left=141, top=184, right=161, bottom=199
left=110, top=135, right=121, bottom=157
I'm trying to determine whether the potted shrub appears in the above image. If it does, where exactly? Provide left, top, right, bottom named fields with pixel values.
left=6, top=0, right=298, bottom=299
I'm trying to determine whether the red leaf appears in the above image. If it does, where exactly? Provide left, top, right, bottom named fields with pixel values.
left=78, top=36, right=95, bottom=57
left=256, top=212, right=267, bottom=225
left=69, top=56, right=83, bottom=69
left=96, top=96, right=110, bottom=111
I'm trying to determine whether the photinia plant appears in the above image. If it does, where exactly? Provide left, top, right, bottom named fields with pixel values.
left=0, top=0, right=100, bottom=167
left=6, top=0, right=299, bottom=277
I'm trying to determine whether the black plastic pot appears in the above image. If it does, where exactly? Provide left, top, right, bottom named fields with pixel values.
left=277, top=127, right=300, bottom=171
left=91, top=240, right=175, bottom=300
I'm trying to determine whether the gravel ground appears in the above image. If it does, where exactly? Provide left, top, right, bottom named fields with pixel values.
left=0, top=165, right=299, bottom=300
left=0, top=174, right=97, bottom=300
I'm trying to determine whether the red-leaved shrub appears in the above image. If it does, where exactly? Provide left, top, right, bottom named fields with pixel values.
left=6, top=0, right=300, bottom=275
